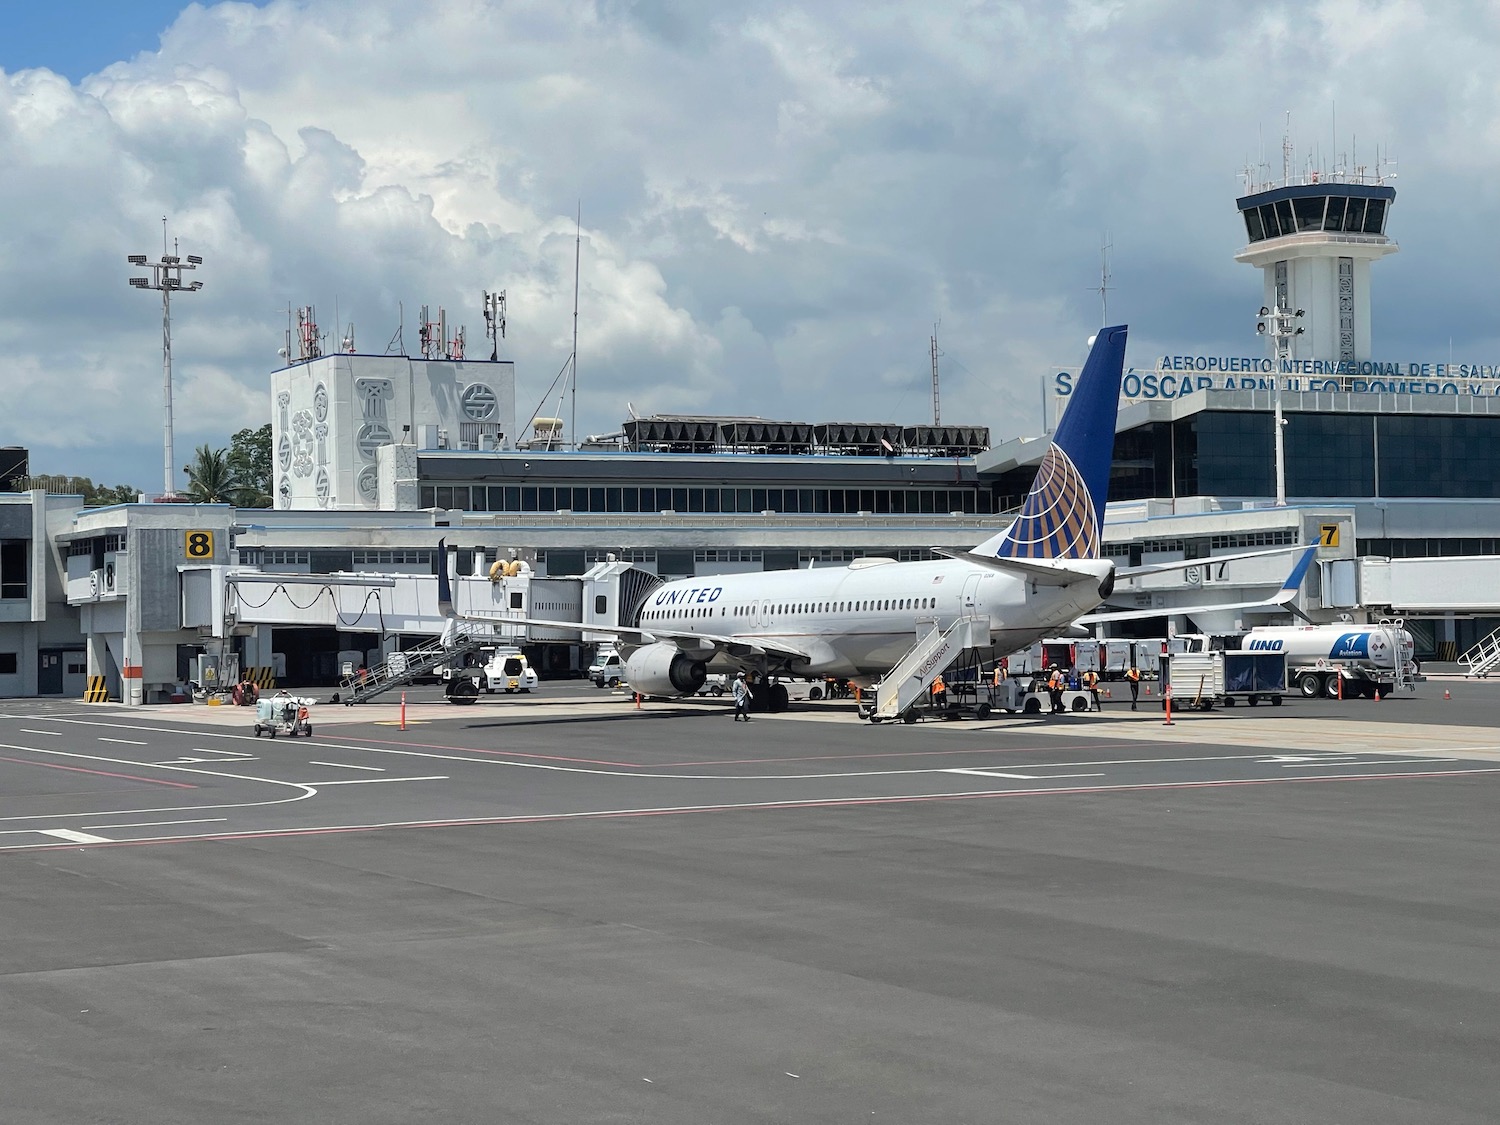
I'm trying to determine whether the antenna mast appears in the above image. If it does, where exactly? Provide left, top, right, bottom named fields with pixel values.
left=571, top=204, right=580, bottom=451
left=1097, top=236, right=1113, bottom=325
left=929, top=322, right=942, bottom=426
left=483, top=289, right=507, bottom=361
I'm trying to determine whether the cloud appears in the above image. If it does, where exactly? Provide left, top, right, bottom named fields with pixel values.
left=0, top=0, right=1495, bottom=490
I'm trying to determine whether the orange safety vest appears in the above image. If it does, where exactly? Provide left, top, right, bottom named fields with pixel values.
left=1082, top=671, right=1097, bottom=688
left=1048, top=670, right=1063, bottom=689
left=1126, top=667, right=1140, bottom=682
left=932, top=675, right=945, bottom=692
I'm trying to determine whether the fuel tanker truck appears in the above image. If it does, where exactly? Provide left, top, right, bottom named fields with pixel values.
left=1235, top=621, right=1417, bottom=699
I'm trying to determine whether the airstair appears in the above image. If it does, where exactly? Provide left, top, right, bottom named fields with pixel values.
left=337, top=624, right=491, bottom=703
left=1459, top=626, right=1500, bottom=678
left=873, top=615, right=990, bottom=720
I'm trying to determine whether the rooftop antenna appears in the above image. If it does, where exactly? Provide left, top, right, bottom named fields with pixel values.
left=1096, top=236, right=1113, bottom=325
left=929, top=321, right=943, bottom=427
left=127, top=217, right=203, bottom=498
left=483, top=289, right=506, bottom=361
left=1282, top=110, right=1293, bottom=186
left=571, top=203, right=581, bottom=451
left=384, top=302, right=405, bottom=356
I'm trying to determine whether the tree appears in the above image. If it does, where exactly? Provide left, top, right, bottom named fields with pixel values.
left=228, top=424, right=273, bottom=508
left=182, top=445, right=245, bottom=504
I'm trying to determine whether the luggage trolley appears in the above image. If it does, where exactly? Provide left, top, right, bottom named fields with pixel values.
left=253, top=692, right=315, bottom=738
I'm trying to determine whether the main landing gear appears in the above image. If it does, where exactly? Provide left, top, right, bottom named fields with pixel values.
left=749, top=679, right=790, bottom=713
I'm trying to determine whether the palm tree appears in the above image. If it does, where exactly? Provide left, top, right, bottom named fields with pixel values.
left=182, top=445, right=245, bottom=504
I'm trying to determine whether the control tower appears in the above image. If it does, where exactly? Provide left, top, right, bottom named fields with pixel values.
left=1235, top=171, right=1397, bottom=364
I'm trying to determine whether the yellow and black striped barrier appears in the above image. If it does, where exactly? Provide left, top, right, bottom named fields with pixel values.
left=83, top=676, right=109, bottom=703
left=243, top=666, right=278, bottom=690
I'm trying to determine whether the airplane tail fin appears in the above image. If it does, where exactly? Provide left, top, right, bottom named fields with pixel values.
left=976, top=325, right=1127, bottom=560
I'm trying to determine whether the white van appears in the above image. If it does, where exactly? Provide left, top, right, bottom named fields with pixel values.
left=483, top=649, right=539, bottom=694
left=589, top=648, right=623, bottom=688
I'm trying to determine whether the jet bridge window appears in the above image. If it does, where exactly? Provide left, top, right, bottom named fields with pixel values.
left=595, top=596, right=608, bottom=614
left=510, top=593, right=523, bottom=609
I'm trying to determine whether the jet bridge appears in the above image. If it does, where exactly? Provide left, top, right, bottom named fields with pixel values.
left=178, top=558, right=660, bottom=693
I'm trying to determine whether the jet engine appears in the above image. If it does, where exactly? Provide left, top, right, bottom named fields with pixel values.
left=624, top=643, right=708, bottom=696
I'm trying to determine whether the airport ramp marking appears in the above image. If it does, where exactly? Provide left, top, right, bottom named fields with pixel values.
left=38, top=828, right=112, bottom=844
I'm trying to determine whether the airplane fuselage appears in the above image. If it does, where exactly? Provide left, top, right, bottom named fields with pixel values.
left=635, top=555, right=1114, bottom=681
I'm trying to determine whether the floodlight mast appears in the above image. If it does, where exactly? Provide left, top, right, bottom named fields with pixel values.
left=1255, top=300, right=1305, bottom=507
left=127, top=225, right=203, bottom=497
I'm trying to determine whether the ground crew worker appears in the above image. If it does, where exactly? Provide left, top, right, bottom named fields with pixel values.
left=1081, top=667, right=1101, bottom=711
left=1047, top=665, right=1066, bottom=714
left=1126, top=663, right=1141, bottom=710
left=992, top=663, right=1006, bottom=687
left=931, top=673, right=948, bottom=711
left=732, top=670, right=752, bottom=722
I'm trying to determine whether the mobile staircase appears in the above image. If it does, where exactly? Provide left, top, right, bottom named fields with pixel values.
left=337, top=624, right=491, bottom=704
left=1459, top=626, right=1500, bottom=679
left=869, top=616, right=990, bottom=722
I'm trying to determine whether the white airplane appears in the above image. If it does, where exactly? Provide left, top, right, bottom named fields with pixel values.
left=438, top=324, right=1315, bottom=712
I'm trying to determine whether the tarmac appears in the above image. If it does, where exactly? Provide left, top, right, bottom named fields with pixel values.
left=1, top=678, right=1497, bottom=1123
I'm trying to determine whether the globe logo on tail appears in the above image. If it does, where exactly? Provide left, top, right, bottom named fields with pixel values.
left=992, top=445, right=1100, bottom=560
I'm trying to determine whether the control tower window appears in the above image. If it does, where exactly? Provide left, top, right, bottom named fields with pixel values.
left=1260, top=203, right=1281, bottom=238
left=1363, top=198, right=1386, bottom=234
left=1274, top=199, right=1295, bottom=237
left=1293, top=195, right=1326, bottom=232
left=1324, top=196, right=1347, bottom=232
left=1345, top=197, right=1367, bottom=232
left=1244, top=207, right=1266, bottom=242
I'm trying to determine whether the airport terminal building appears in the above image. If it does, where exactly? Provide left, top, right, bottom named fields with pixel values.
left=6, top=154, right=1500, bottom=699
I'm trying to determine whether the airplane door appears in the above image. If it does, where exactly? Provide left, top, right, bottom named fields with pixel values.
left=961, top=573, right=982, bottom=616
left=755, top=599, right=771, bottom=628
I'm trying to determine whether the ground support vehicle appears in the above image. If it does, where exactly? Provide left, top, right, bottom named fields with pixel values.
left=1235, top=621, right=1416, bottom=700
left=253, top=693, right=315, bottom=737
left=1160, top=651, right=1286, bottom=710
left=589, top=648, right=623, bottom=688
left=1019, top=686, right=1096, bottom=714
left=481, top=649, right=539, bottom=694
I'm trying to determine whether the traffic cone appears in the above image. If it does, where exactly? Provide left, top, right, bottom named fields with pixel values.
left=1145, top=684, right=1152, bottom=695
left=1374, top=688, right=1382, bottom=702
left=1444, top=688, right=1451, bottom=700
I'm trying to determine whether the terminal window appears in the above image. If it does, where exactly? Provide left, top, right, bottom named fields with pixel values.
left=0, top=653, right=16, bottom=674
left=0, top=541, right=26, bottom=600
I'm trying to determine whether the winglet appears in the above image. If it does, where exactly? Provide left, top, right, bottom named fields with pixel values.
left=1275, top=546, right=1318, bottom=601
left=978, top=325, right=1127, bottom=561
left=436, top=538, right=455, bottom=617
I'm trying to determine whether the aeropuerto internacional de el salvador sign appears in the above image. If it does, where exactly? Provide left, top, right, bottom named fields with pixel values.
left=1053, top=355, right=1500, bottom=401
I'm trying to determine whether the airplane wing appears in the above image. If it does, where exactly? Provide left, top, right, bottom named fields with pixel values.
left=928, top=549, right=1104, bottom=588
left=1077, top=546, right=1316, bottom=624
left=1115, top=543, right=1310, bottom=580
left=452, top=614, right=815, bottom=665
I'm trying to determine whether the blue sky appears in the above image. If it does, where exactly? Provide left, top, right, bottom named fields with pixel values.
left=0, top=2, right=235, bottom=81
left=2, top=1, right=1500, bottom=494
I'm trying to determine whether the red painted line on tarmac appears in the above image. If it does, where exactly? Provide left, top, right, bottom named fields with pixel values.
left=0, top=754, right=198, bottom=789
left=17, top=765, right=1497, bottom=852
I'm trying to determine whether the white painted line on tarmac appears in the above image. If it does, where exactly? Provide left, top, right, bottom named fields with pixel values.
left=19, top=729, right=63, bottom=736
left=308, top=760, right=386, bottom=772
left=38, top=828, right=112, bottom=844
left=946, top=768, right=1106, bottom=780
left=312, top=775, right=448, bottom=786
left=82, top=818, right=229, bottom=830
left=99, top=737, right=148, bottom=746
